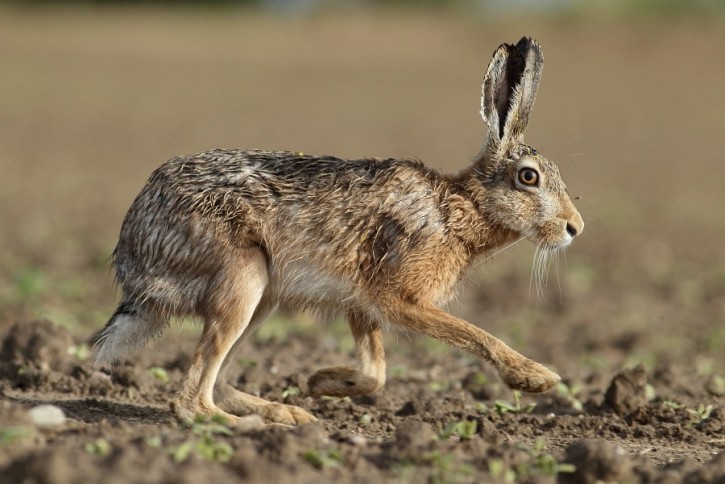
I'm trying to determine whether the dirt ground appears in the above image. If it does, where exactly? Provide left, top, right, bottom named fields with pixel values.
left=0, top=6, right=723, bottom=483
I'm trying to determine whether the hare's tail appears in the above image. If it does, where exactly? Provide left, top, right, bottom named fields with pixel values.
left=92, top=302, right=165, bottom=367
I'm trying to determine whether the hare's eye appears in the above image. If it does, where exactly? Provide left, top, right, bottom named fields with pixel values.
left=518, top=168, right=539, bottom=187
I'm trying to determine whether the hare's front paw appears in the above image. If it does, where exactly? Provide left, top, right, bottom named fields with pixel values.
left=308, top=365, right=382, bottom=398
left=500, top=359, right=560, bottom=393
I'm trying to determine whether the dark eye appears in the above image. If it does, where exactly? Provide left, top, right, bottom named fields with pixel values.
left=518, top=168, right=539, bottom=187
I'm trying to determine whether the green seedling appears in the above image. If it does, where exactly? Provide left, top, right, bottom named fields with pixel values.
left=511, top=439, right=576, bottom=479
left=663, top=400, right=682, bottom=410
left=68, top=343, right=90, bottom=361
left=0, top=427, right=34, bottom=446
left=358, top=413, right=372, bottom=426
left=425, top=450, right=475, bottom=484
left=474, top=402, right=489, bottom=412
left=149, top=366, right=170, bottom=384
left=281, top=385, right=300, bottom=401
left=645, top=383, right=657, bottom=402
left=302, top=449, right=342, bottom=469
left=687, top=404, right=714, bottom=425
left=428, top=380, right=450, bottom=392
left=488, top=458, right=516, bottom=482
left=145, top=435, right=162, bottom=448
left=555, top=382, right=583, bottom=412
left=236, top=357, right=258, bottom=369
left=171, top=415, right=234, bottom=463
left=495, top=390, right=536, bottom=415
left=439, top=420, right=477, bottom=440
left=84, top=438, right=111, bottom=457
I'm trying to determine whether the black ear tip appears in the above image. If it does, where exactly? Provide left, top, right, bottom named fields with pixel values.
left=515, top=37, right=535, bottom=51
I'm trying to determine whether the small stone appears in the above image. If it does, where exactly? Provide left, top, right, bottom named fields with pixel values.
left=603, top=364, right=648, bottom=415
left=349, top=434, right=367, bottom=447
left=28, top=405, right=66, bottom=427
left=561, top=439, right=634, bottom=484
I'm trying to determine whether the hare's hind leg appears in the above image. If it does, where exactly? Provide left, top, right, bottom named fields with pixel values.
left=171, top=247, right=315, bottom=426
left=213, top=295, right=317, bottom=425
left=307, top=311, right=386, bottom=397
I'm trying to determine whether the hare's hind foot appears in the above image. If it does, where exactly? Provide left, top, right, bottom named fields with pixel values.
left=215, top=383, right=317, bottom=425
left=307, top=365, right=383, bottom=397
left=308, top=311, right=386, bottom=398
left=499, top=358, right=560, bottom=393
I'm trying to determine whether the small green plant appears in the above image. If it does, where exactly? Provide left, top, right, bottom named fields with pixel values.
left=68, top=343, right=90, bottom=361
left=236, top=357, right=258, bottom=369
left=302, top=449, right=343, bottom=469
left=149, top=366, right=170, bottom=384
left=358, top=413, right=372, bottom=426
left=145, top=435, right=162, bottom=448
left=0, top=427, right=34, bottom=446
left=281, top=385, right=300, bottom=401
left=527, top=439, right=576, bottom=476
left=426, top=450, right=475, bottom=484
left=488, top=458, right=516, bottom=482
left=84, top=438, right=111, bottom=457
left=495, top=391, right=536, bottom=415
left=428, top=380, right=450, bottom=392
left=474, top=402, right=489, bottom=412
left=687, top=404, right=714, bottom=425
left=663, top=399, right=682, bottom=410
left=488, top=441, right=575, bottom=480
left=645, top=383, right=657, bottom=402
left=555, top=382, right=583, bottom=412
left=171, top=415, right=234, bottom=463
left=439, top=420, right=477, bottom=440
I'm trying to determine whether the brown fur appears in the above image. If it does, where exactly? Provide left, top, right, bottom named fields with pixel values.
left=94, top=37, right=584, bottom=426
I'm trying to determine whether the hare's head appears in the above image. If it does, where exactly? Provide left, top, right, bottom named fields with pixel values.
left=476, top=37, right=583, bottom=251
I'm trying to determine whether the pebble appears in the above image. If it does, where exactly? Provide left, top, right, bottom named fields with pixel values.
left=27, top=405, right=66, bottom=427
left=349, top=434, right=367, bottom=447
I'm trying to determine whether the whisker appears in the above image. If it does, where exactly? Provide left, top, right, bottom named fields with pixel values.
left=480, top=235, right=528, bottom=265
left=529, top=241, right=541, bottom=298
left=555, top=250, right=562, bottom=301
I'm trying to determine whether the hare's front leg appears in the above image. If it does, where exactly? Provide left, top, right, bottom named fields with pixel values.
left=307, top=311, right=386, bottom=397
left=171, top=248, right=316, bottom=426
left=380, top=298, right=560, bottom=393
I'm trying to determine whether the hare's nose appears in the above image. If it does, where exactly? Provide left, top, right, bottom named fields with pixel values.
left=566, top=212, right=584, bottom=238
left=566, top=223, right=578, bottom=237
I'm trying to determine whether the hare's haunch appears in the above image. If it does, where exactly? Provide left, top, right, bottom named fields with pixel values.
left=94, top=37, right=584, bottom=426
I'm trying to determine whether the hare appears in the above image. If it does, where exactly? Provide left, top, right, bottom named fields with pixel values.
left=93, top=37, right=583, bottom=426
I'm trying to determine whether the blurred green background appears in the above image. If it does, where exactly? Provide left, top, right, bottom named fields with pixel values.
left=0, top=1, right=723, bottom=373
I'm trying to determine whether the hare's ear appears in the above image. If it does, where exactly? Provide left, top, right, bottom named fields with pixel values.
left=480, top=37, right=543, bottom=156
